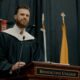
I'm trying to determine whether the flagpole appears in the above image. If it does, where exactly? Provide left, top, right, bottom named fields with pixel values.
left=41, top=13, right=47, bottom=62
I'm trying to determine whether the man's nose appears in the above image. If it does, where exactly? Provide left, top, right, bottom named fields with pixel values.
left=24, top=15, right=27, bottom=18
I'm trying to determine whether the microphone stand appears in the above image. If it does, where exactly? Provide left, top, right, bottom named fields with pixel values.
left=19, top=36, right=25, bottom=62
left=17, top=36, right=25, bottom=75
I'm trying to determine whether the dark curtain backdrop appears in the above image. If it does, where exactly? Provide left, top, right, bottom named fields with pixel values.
left=0, top=0, right=80, bottom=66
left=43, top=0, right=79, bottom=65
left=77, top=0, right=80, bottom=65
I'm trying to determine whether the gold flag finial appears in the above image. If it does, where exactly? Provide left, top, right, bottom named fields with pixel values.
left=61, top=12, right=66, bottom=24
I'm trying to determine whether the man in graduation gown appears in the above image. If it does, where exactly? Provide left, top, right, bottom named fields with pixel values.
left=0, top=5, right=43, bottom=78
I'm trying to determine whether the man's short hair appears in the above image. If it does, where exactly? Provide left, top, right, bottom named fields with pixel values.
left=15, top=5, right=30, bottom=14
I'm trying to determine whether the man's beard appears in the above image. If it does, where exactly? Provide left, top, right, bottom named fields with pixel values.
left=15, top=20, right=29, bottom=28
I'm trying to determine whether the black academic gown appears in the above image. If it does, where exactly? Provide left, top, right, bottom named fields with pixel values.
left=0, top=32, right=43, bottom=78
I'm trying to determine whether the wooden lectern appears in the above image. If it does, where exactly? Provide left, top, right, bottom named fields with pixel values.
left=1, top=61, right=80, bottom=80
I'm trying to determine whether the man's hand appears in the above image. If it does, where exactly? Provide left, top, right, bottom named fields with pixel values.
left=11, top=61, right=26, bottom=71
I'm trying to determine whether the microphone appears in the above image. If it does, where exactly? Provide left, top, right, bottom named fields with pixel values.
left=23, top=36, right=25, bottom=41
